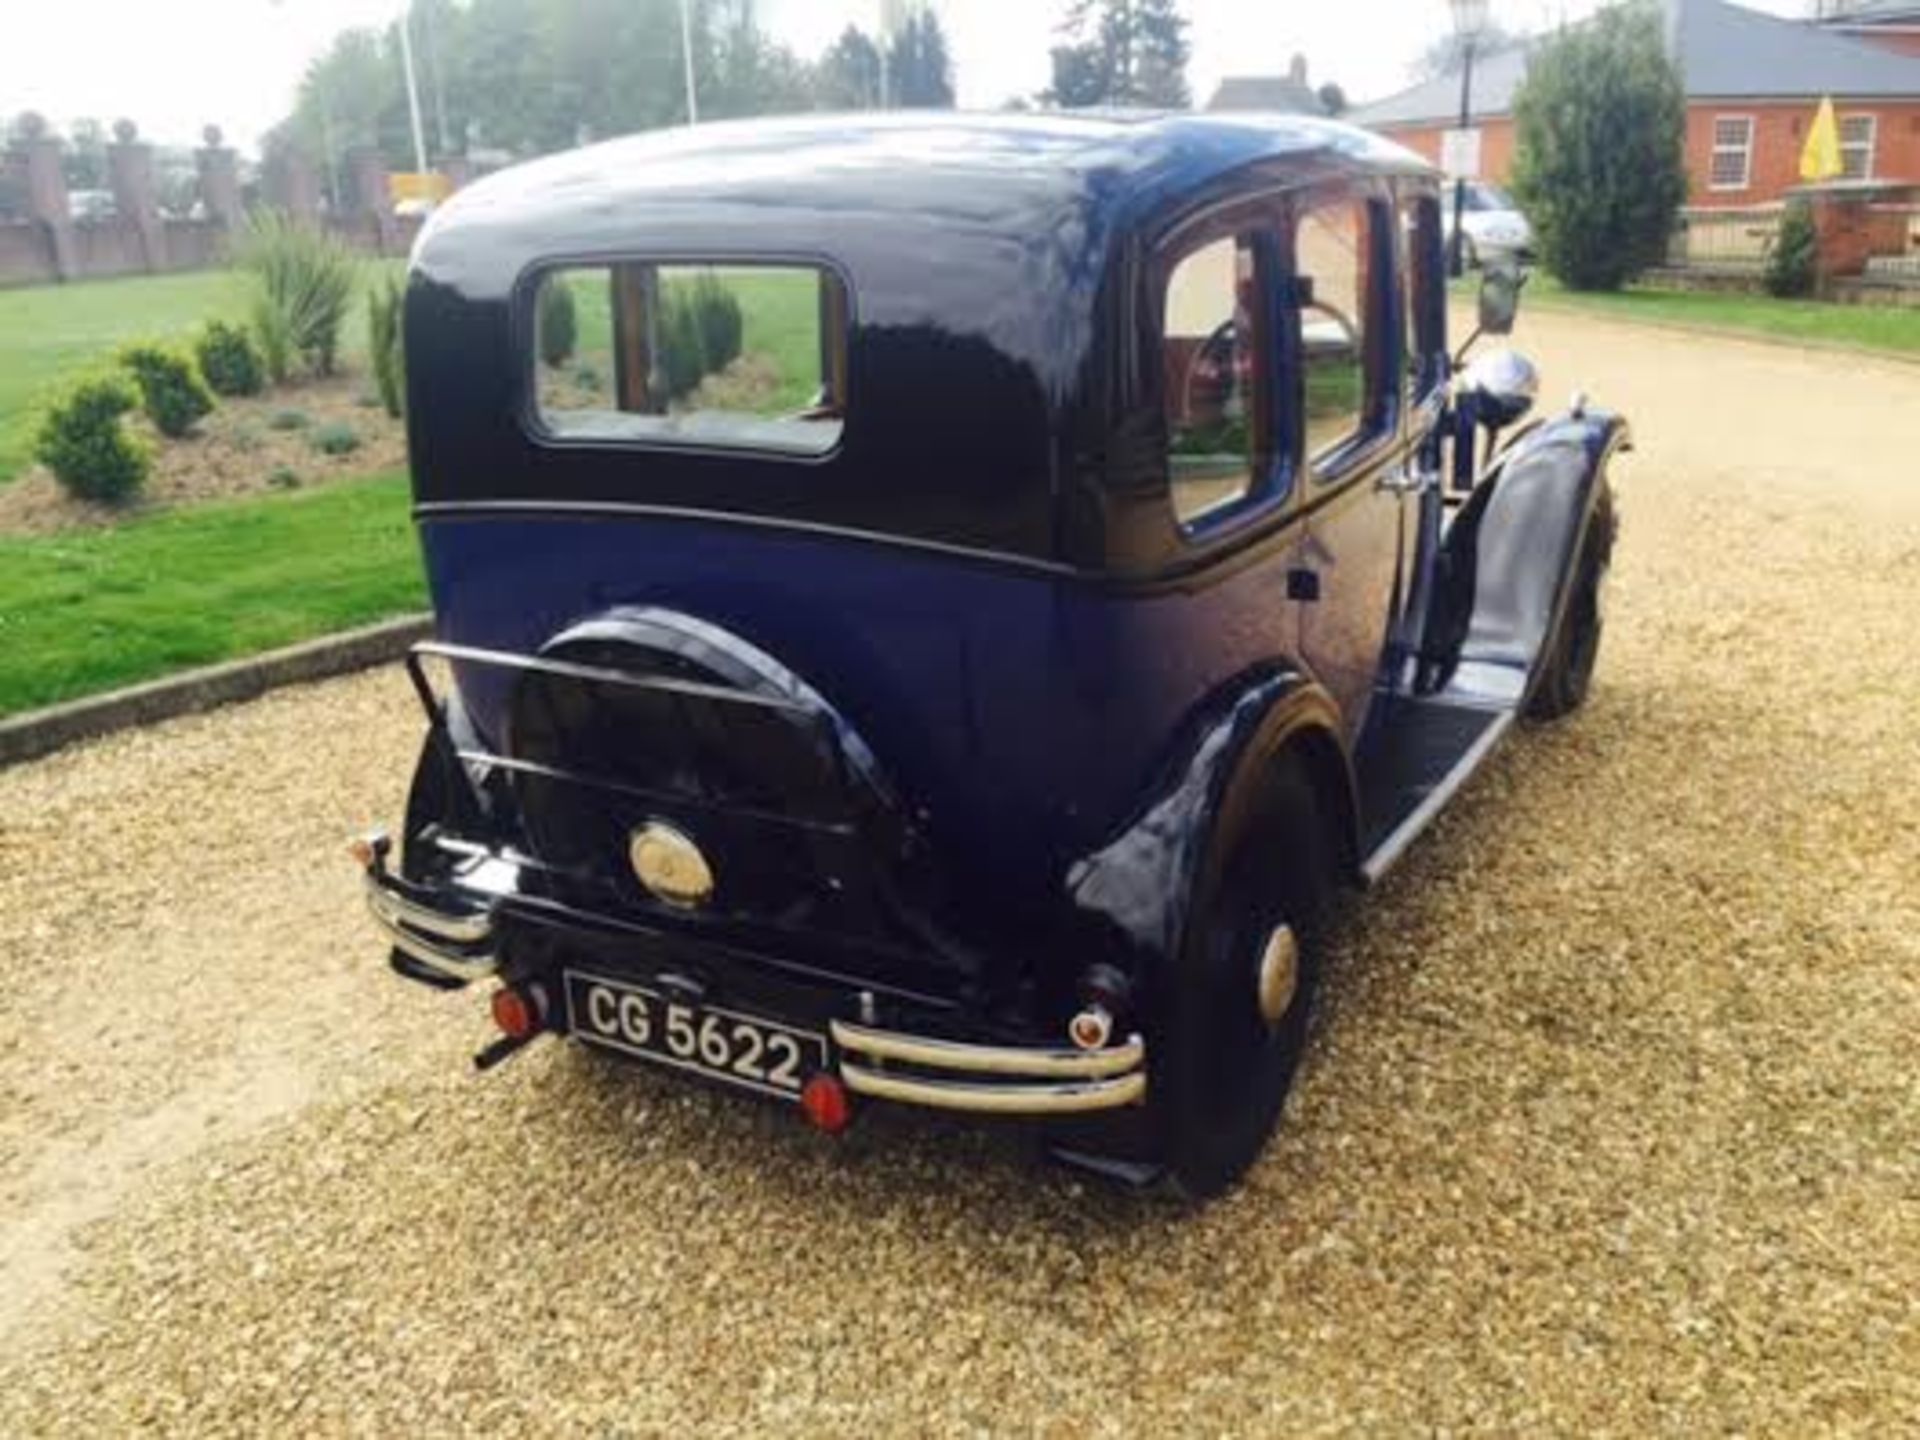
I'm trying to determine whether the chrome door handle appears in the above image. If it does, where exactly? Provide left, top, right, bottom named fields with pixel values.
left=1376, top=469, right=1432, bottom=495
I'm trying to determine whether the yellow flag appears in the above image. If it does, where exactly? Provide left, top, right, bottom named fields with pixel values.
left=1801, top=97, right=1843, bottom=183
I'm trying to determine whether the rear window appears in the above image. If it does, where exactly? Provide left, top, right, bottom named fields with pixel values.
left=530, top=262, right=846, bottom=456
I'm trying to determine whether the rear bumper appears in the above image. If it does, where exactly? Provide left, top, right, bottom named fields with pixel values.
left=359, top=843, right=1147, bottom=1116
left=363, top=852, right=500, bottom=984
left=831, top=1019, right=1147, bottom=1114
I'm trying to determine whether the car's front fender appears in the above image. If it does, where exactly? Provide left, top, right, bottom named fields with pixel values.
left=1424, top=406, right=1630, bottom=704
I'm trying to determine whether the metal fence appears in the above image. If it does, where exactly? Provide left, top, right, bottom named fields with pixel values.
left=1666, top=206, right=1782, bottom=269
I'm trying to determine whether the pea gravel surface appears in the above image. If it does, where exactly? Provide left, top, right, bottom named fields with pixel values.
left=2, top=308, right=1916, bottom=1436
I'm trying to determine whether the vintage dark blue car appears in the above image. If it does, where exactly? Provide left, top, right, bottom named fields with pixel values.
left=355, top=112, right=1627, bottom=1196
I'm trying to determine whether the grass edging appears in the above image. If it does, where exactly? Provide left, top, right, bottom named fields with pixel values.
left=1519, top=294, right=1920, bottom=367
left=0, top=612, right=430, bottom=769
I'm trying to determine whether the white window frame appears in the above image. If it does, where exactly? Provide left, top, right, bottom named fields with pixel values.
left=1709, top=114, right=1754, bottom=192
left=1839, top=113, right=1876, bottom=181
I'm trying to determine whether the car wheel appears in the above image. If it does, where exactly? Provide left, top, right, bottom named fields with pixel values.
left=1157, top=758, right=1333, bottom=1200
left=1527, top=481, right=1616, bottom=721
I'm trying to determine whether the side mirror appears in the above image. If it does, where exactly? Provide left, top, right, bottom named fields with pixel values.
left=1478, top=262, right=1524, bottom=336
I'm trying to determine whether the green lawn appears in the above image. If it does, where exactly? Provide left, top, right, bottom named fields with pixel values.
left=1505, top=273, right=1920, bottom=355
left=0, top=474, right=424, bottom=717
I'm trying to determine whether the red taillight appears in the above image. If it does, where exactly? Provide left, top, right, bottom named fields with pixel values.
left=799, top=1073, right=852, bottom=1134
left=490, top=985, right=539, bottom=1040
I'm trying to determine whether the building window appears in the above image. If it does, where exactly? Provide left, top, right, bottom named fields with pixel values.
left=1709, top=116, right=1754, bottom=191
left=1840, top=115, right=1876, bottom=181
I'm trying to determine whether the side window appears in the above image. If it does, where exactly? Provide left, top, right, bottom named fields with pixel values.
left=1401, top=196, right=1445, bottom=401
left=1294, top=197, right=1384, bottom=468
left=530, top=262, right=846, bottom=456
left=1162, top=233, right=1269, bottom=526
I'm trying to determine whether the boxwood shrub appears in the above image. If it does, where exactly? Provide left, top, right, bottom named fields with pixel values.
left=34, top=373, right=151, bottom=503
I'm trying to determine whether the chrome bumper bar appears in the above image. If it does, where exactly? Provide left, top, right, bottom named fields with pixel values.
left=361, top=852, right=499, bottom=984
left=830, top=1019, right=1147, bottom=1115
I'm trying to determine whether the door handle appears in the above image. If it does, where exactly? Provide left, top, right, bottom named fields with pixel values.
left=1376, top=468, right=1433, bottom=495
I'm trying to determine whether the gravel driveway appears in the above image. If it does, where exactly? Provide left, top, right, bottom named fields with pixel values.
left=2, top=308, right=1916, bottom=1434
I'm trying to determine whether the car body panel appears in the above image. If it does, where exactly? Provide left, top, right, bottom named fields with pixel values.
left=369, top=112, right=1626, bottom=1158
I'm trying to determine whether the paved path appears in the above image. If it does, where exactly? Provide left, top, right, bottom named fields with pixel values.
left=2, top=308, right=1916, bottom=1433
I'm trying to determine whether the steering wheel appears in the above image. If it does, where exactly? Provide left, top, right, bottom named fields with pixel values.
left=1300, top=298, right=1360, bottom=354
left=1181, top=317, right=1243, bottom=421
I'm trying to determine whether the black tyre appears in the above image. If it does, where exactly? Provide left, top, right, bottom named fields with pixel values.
left=1527, top=481, right=1616, bottom=721
left=1157, top=759, right=1334, bottom=1200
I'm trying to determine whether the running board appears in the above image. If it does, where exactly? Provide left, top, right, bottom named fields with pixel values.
left=1356, top=698, right=1516, bottom=883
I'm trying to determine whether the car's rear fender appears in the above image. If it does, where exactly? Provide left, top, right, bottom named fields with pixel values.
left=1063, top=667, right=1357, bottom=996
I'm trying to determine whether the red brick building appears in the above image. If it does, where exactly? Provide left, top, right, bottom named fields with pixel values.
left=1353, top=0, right=1920, bottom=208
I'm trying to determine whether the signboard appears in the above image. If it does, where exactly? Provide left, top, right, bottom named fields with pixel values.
left=1440, top=127, right=1483, bottom=182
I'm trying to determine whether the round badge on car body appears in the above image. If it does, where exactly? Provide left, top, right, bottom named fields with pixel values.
left=629, top=821, right=714, bottom=908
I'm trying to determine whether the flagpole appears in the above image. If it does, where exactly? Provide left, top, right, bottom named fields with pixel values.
left=396, top=2, right=430, bottom=173
left=679, top=0, right=700, bottom=124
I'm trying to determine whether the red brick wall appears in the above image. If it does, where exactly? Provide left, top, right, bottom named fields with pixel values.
left=1374, top=100, right=1920, bottom=206
left=1378, top=119, right=1517, bottom=184
left=1687, top=100, right=1920, bottom=205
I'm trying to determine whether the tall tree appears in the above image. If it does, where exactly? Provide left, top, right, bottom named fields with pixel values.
left=1412, top=22, right=1519, bottom=82
left=1046, top=0, right=1190, bottom=109
left=889, top=11, right=956, bottom=108
left=1510, top=0, right=1686, bottom=291
left=818, top=25, right=883, bottom=109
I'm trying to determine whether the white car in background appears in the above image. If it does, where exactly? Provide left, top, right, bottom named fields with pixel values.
left=1449, top=183, right=1533, bottom=267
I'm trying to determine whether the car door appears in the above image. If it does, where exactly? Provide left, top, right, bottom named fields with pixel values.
left=1289, top=183, right=1408, bottom=743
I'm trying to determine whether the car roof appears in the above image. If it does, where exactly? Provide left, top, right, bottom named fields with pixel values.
left=415, top=110, right=1432, bottom=277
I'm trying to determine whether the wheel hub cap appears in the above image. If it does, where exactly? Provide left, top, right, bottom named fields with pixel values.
left=1256, top=924, right=1299, bottom=1027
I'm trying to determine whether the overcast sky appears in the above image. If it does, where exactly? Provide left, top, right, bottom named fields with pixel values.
left=3, top=0, right=1810, bottom=152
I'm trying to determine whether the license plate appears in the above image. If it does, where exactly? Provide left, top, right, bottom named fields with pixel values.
left=563, top=970, right=828, bottom=1100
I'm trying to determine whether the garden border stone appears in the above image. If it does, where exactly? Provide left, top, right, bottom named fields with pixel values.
left=0, top=613, right=431, bottom=769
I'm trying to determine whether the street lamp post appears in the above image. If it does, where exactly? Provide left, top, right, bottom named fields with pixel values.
left=1447, top=0, right=1490, bottom=277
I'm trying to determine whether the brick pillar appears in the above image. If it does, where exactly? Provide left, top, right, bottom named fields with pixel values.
left=262, top=149, right=322, bottom=225
left=14, top=136, right=77, bottom=280
left=344, top=145, right=400, bottom=255
left=1801, top=182, right=1907, bottom=290
left=107, top=139, right=165, bottom=272
left=195, top=131, right=242, bottom=234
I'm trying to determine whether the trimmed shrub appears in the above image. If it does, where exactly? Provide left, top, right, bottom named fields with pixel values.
left=538, top=277, right=577, bottom=367
left=686, top=272, right=744, bottom=375
left=309, top=421, right=361, bottom=456
left=117, top=341, right=215, bottom=438
left=1764, top=199, right=1819, bottom=299
left=236, top=210, right=357, bottom=379
left=194, top=320, right=264, bottom=397
left=1510, top=1, right=1687, bottom=291
left=654, top=273, right=747, bottom=401
left=34, top=373, right=150, bottom=503
left=267, top=465, right=301, bottom=489
left=656, top=292, right=706, bottom=400
left=268, top=408, right=309, bottom=431
left=367, top=275, right=405, bottom=419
